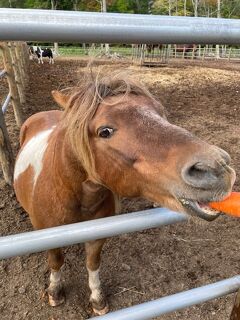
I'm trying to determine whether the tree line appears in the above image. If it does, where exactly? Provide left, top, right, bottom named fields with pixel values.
left=0, top=0, right=240, bottom=19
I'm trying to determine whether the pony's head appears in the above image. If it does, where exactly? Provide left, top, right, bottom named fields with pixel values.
left=52, top=70, right=235, bottom=221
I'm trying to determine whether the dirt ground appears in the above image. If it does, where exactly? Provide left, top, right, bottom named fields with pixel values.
left=0, top=57, right=240, bottom=320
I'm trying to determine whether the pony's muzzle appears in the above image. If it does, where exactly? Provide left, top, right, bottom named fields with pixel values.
left=214, top=146, right=231, bottom=166
left=181, top=149, right=235, bottom=191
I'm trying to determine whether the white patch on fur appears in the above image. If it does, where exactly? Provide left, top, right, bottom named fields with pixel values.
left=14, top=128, right=54, bottom=186
left=50, top=269, right=61, bottom=286
left=114, top=193, right=121, bottom=214
left=88, top=268, right=101, bottom=301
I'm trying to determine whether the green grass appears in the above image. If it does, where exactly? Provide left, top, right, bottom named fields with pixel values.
left=58, top=46, right=133, bottom=57
left=59, top=47, right=87, bottom=56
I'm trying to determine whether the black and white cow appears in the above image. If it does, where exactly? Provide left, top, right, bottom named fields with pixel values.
left=29, top=46, right=54, bottom=64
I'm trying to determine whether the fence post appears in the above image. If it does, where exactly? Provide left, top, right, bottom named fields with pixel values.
left=230, top=289, right=240, bottom=320
left=228, top=47, right=232, bottom=61
left=140, top=44, right=145, bottom=65
left=21, top=42, right=29, bottom=69
left=191, top=46, right=196, bottom=60
left=14, top=42, right=26, bottom=88
left=18, top=42, right=29, bottom=86
left=198, top=45, right=201, bottom=59
left=8, top=42, right=25, bottom=104
left=0, top=107, right=14, bottom=185
left=0, top=42, right=24, bottom=127
left=202, top=47, right=206, bottom=60
left=182, top=46, right=186, bottom=59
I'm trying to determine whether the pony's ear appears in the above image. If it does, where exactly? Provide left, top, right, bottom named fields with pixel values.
left=52, top=90, right=71, bottom=109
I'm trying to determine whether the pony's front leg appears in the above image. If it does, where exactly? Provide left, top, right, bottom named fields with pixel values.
left=47, top=248, right=65, bottom=306
left=85, top=239, right=109, bottom=315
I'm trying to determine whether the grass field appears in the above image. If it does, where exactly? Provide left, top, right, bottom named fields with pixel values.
left=58, top=45, right=133, bottom=57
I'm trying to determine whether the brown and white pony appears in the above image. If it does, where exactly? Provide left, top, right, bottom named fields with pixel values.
left=14, top=71, right=235, bottom=315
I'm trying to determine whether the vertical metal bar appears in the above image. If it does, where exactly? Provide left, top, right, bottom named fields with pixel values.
left=2, top=92, right=11, bottom=113
left=0, top=103, right=14, bottom=185
left=0, top=69, right=6, bottom=78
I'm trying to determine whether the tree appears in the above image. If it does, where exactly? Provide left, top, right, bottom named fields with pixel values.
left=184, top=0, right=187, bottom=15
left=101, top=0, right=109, bottom=54
left=191, top=0, right=198, bottom=17
left=152, top=0, right=192, bottom=16
left=1, top=0, right=240, bottom=20
left=51, top=0, right=59, bottom=56
left=216, top=0, right=221, bottom=58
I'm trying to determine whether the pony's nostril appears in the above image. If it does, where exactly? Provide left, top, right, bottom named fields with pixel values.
left=182, top=162, right=218, bottom=189
left=188, top=162, right=209, bottom=179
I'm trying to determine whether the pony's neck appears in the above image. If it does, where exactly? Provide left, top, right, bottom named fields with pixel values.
left=55, top=127, right=88, bottom=189
left=53, top=126, right=108, bottom=210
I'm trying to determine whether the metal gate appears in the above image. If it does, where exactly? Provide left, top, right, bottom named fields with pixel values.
left=0, top=9, right=239, bottom=319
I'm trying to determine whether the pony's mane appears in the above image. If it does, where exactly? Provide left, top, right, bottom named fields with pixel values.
left=63, top=69, right=160, bottom=182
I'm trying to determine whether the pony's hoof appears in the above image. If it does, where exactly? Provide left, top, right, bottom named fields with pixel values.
left=47, top=285, right=65, bottom=307
left=91, top=295, right=109, bottom=316
left=48, top=292, right=65, bottom=307
left=93, top=303, right=109, bottom=316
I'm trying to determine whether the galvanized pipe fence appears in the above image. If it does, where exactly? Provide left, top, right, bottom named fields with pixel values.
left=0, top=69, right=6, bottom=78
left=0, top=206, right=239, bottom=320
left=91, top=276, right=240, bottom=320
left=0, top=8, right=239, bottom=319
left=0, top=208, right=187, bottom=259
left=0, top=41, right=28, bottom=185
left=1, top=9, right=240, bottom=44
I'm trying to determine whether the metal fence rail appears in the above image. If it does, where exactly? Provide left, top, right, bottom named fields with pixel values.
left=0, top=69, right=10, bottom=113
left=2, top=206, right=239, bottom=319
left=0, top=208, right=187, bottom=259
left=91, top=276, right=240, bottom=320
left=0, top=69, right=6, bottom=78
left=2, top=92, right=11, bottom=113
left=0, top=58, right=14, bottom=185
left=0, top=9, right=240, bottom=44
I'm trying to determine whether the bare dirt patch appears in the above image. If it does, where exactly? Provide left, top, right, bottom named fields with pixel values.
left=0, top=58, right=239, bottom=320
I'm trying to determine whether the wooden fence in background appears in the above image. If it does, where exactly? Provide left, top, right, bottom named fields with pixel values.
left=0, top=42, right=29, bottom=185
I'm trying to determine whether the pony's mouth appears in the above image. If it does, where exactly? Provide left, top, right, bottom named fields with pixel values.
left=179, top=198, right=220, bottom=221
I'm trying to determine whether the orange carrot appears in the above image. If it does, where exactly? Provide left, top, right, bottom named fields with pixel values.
left=209, top=192, right=240, bottom=217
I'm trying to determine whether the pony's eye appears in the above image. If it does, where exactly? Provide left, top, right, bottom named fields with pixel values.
left=97, top=127, right=114, bottom=139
